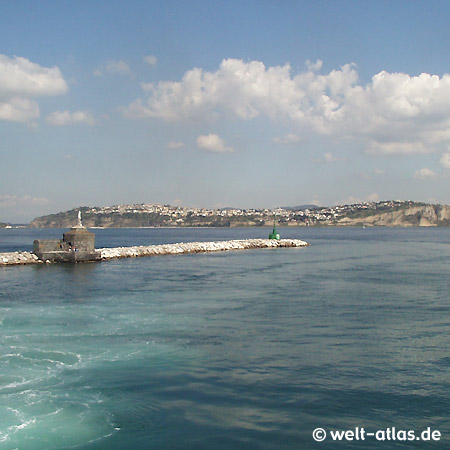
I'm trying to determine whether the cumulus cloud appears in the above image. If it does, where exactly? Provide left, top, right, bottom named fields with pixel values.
left=0, top=194, right=49, bottom=208
left=124, top=58, right=450, bottom=155
left=0, top=55, right=67, bottom=97
left=167, top=140, right=184, bottom=149
left=46, top=110, right=95, bottom=126
left=124, top=59, right=300, bottom=121
left=306, top=59, right=323, bottom=72
left=414, top=168, right=437, bottom=179
left=324, top=152, right=338, bottom=162
left=314, top=152, right=343, bottom=164
left=143, top=55, right=157, bottom=66
left=94, top=60, right=131, bottom=76
left=366, top=141, right=430, bottom=155
left=273, top=133, right=304, bottom=144
left=0, top=54, right=67, bottom=123
left=0, top=194, right=51, bottom=222
left=0, top=98, right=39, bottom=123
left=196, top=134, right=233, bottom=153
left=439, top=152, right=450, bottom=169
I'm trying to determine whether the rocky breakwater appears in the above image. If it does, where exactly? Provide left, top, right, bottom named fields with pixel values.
left=99, top=239, right=309, bottom=260
left=0, top=251, right=42, bottom=266
left=0, top=239, right=309, bottom=266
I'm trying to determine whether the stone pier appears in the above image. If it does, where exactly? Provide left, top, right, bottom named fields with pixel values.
left=0, top=238, right=309, bottom=266
left=0, top=252, right=42, bottom=266
left=98, top=238, right=309, bottom=260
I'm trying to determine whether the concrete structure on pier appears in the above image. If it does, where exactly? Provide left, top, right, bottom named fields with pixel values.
left=33, top=212, right=101, bottom=263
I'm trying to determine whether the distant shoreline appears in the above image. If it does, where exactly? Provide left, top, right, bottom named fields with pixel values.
left=27, top=200, right=450, bottom=228
left=2, top=223, right=448, bottom=230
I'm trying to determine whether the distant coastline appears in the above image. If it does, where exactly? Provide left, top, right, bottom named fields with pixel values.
left=23, top=200, right=450, bottom=229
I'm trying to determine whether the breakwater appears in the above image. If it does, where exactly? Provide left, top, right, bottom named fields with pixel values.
left=0, top=251, right=42, bottom=266
left=0, top=239, right=309, bottom=266
left=99, top=239, right=309, bottom=260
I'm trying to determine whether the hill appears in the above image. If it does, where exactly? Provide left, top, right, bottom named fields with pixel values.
left=280, top=204, right=319, bottom=211
left=28, top=200, right=450, bottom=228
left=29, top=201, right=450, bottom=228
left=29, top=204, right=266, bottom=228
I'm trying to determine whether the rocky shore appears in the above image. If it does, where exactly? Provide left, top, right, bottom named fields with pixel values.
left=0, top=239, right=309, bottom=266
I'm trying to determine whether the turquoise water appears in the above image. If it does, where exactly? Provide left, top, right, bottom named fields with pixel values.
left=1, top=227, right=450, bottom=449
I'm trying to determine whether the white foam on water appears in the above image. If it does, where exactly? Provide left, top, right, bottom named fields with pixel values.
left=0, top=335, right=191, bottom=448
left=0, top=389, right=117, bottom=448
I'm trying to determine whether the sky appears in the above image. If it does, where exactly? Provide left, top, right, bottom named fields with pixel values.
left=2, top=0, right=450, bottom=222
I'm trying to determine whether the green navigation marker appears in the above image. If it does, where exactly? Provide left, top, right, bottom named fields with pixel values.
left=269, top=219, right=280, bottom=240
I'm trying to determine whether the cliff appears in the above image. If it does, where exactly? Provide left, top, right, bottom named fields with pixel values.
left=335, top=203, right=450, bottom=227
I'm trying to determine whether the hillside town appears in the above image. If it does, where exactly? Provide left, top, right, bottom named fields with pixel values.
left=85, top=200, right=413, bottom=225
left=27, top=200, right=432, bottom=228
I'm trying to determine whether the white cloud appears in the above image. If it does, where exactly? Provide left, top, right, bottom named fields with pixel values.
left=314, top=152, right=343, bottom=164
left=94, top=60, right=131, bottom=76
left=167, top=141, right=184, bottom=149
left=0, top=194, right=49, bottom=208
left=124, top=58, right=450, bottom=155
left=196, top=134, right=233, bottom=153
left=0, top=97, right=39, bottom=123
left=273, top=133, right=304, bottom=144
left=0, top=54, right=67, bottom=123
left=414, top=168, right=437, bottom=179
left=143, top=55, right=157, bottom=66
left=366, top=141, right=430, bottom=155
left=324, top=152, right=338, bottom=162
left=439, top=152, right=450, bottom=169
left=306, top=59, right=323, bottom=72
left=374, top=169, right=385, bottom=175
left=46, top=110, right=95, bottom=126
left=0, top=55, right=67, bottom=97
left=0, top=194, right=51, bottom=222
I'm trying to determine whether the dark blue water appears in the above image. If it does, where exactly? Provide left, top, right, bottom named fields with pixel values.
left=0, top=227, right=449, bottom=449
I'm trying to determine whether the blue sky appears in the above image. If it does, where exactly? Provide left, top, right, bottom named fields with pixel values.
left=2, top=0, right=450, bottom=222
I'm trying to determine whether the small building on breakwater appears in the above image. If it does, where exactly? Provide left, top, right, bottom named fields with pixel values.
left=33, top=212, right=101, bottom=263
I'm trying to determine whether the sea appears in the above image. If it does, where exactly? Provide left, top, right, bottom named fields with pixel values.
left=0, top=226, right=449, bottom=449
